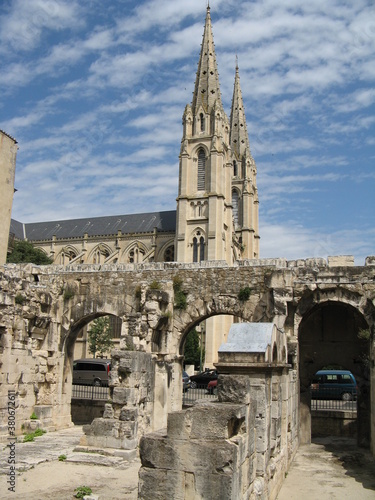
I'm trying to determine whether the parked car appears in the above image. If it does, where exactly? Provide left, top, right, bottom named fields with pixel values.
left=190, top=369, right=218, bottom=389
left=310, top=370, right=357, bottom=401
left=207, top=379, right=217, bottom=395
left=183, top=371, right=191, bottom=392
left=73, top=358, right=111, bottom=387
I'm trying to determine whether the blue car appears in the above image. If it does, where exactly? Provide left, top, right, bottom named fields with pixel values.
left=311, top=370, right=357, bottom=401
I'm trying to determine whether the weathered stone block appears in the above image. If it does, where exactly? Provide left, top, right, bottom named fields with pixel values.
left=167, top=402, right=247, bottom=440
left=119, top=407, right=137, bottom=422
left=112, top=387, right=137, bottom=405
left=140, top=430, right=242, bottom=474
left=138, top=468, right=185, bottom=500
left=103, top=403, right=114, bottom=419
left=218, top=374, right=252, bottom=404
left=84, top=418, right=137, bottom=450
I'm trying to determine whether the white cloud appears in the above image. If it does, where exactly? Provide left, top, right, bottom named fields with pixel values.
left=0, top=0, right=82, bottom=53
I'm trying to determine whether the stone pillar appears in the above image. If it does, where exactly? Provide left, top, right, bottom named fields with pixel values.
left=0, top=131, right=17, bottom=265
left=82, top=350, right=154, bottom=452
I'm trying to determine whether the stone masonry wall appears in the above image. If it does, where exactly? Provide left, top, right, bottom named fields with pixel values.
left=0, top=258, right=374, bottom=453
left=138, top=365, right=294, bottom=499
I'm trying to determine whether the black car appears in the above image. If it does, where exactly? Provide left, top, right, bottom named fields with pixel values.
left=189, top=369, right=218, bottom=389
left=182, top=371, right=191, bottom=392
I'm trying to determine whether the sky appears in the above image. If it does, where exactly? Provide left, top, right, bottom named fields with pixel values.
left=1, top=0, right=374, bottom=265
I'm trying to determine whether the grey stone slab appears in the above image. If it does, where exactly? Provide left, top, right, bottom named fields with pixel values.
left=219, top=322, right=275, bottom=353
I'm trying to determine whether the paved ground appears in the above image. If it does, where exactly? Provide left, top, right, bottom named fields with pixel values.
left=2, top=426, right=375, bottom=499
left=277, top=436, right=375, bottom=499
left=1, top=426, right=140, bottom=499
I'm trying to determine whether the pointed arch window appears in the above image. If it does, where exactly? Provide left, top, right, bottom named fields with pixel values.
left=200, top=113, right=205, bottom=132
left=164, top=245, right=174, bottom=262
left=197, top=148, right=206, bottom=191
left=193, top=233, right=205, bottom=263
left=232, top=189, right=240, bottom=227
left=242, top=157, right=246, bottom=178
left=199, top=236, right=205, bottom=262
left=128, top=246, right=145, bottom=264
left=193, top=237, right=198, bottom=262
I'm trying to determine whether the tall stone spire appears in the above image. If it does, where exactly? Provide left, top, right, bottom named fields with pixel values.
left=191, top=5, right=223, bottom=114
left=229, top=59, right=259, bottom=261
left=230, top=61, right=251, bottom=161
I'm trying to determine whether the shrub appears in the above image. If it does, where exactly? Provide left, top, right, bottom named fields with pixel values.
left=74, top=486, right=93, bottom=498
left=23, top=429, right=46, bottom=442
left=30, top=412, right=38, bottom=420
left=149, top=280, right=161, bottom=290
left=173, top=275, right=183, bottom=292
left=15, top=294, right=26, bottom=305
left=174, top=290, right=187, bottom=310
left=58, top=454, right=67, bottom=461
left=7, top=240, right=53, bottom=265
left=238, top=287, right=251, bottom=301
left=63, top=287, right=75, bottom=301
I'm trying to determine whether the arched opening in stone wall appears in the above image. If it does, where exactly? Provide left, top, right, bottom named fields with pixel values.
left=178, top=313, right=244, bottom=405
left=63, top=312, right=123, bottom=426
left=298, top=300, right=370, bottom=447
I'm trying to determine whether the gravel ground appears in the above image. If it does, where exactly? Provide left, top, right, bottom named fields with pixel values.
left=277, top=436, right=375, bottom=500
left=1, top=426, right=140, bottom=499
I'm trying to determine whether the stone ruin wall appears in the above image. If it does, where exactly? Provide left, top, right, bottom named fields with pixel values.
left=138, top=330, right=299, bottom=500
left=0, top=257, right=374, bottom=455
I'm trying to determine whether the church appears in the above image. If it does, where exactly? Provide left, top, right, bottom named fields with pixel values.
left=8, top=6, right=260, bottom=364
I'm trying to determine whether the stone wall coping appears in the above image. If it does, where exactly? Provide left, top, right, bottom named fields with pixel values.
left=215, top=362, right=290, bottom=373
left=3, top=254, right=374, bottom=275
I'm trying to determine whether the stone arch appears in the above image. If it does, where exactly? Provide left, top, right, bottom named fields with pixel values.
left=174, top=299, right=256, bottom=358
left=87, top=243, right=113, bottom=264
left=193, top=143, right=209, bottom=158
left=156, top=240, right=175, bottom=263
left=295, top=287, right=373, bottom=447
left=58, top=292, right=135, bottom=415
left=295, top=287, right=373, bottom=384
left=297, top=299, right=369, bottom=387
left=122, top=241, right=148, bottom=263
left=57, top=245, right=79, bottom=265
left=295, top=286, right=374, bottom=329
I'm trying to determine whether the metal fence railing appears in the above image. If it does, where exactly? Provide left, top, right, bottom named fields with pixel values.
left=72, top=384, right=109, bottom=400
left=311, top=387, right=357, bottom=412
left=183, top=384, right=217, bottom=406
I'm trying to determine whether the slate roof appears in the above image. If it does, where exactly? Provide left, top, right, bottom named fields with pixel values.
left=10, top=210, right=176, bottom=242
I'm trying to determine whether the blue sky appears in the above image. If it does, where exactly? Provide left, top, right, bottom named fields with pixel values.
left=1, top=0, right=374, bottom=264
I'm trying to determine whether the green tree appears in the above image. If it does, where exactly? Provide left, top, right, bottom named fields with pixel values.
left=184, top=328, right=204, bottom=369
left=88, top=317, right=114, bottom=358
left=7, top=240, right=53, bottom=265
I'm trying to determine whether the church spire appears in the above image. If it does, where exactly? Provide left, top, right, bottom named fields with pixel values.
left=230, top=61, right=252, bottom=160
left=191, top=5, right=223, bottom=114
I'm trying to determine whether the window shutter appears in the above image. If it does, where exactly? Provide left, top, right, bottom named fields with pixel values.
left=197, top=149, right=205, bottom=191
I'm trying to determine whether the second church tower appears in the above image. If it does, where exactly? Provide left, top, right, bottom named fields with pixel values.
left=176, top=5, right=259, bottom=265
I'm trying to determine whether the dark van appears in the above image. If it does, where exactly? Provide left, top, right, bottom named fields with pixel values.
left=73, top=359, right=111, bottom=387
left=311, top=370, right=357, bottom=401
